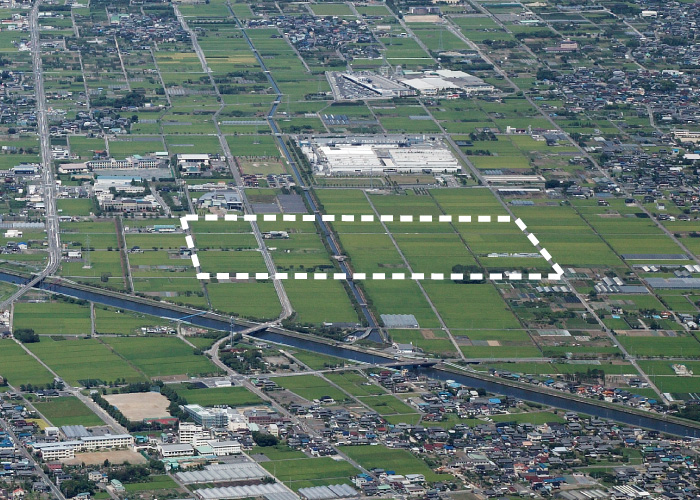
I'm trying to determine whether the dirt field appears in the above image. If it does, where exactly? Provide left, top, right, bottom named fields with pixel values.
left=104, top=392, right=171, bottom=421
left=63, top=450, right=147, bottom=466
left=404, top=15, right=442, bottom=23
left=421, top=330, right=436, bottom=340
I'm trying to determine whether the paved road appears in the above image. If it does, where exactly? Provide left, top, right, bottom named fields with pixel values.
left=0, top=1, right=61, bottom=309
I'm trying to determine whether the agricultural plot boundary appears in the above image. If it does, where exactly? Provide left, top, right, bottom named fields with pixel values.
left=179, top=213, right=564, bottom=282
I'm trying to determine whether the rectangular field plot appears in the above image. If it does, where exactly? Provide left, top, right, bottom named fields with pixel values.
left=389, top=329, right=457, bottom=357
left=325, top=371, right=387, bottom=396
left=0, top=339, right=55, bottom=387
left=172, top=385, right=263, bottom=407
left=33, top=396, right=103, bottom=427
left=28, top=338, right=145, bottom=386
left=343, top=446, right=452, bottom=483
left=261, top=457, right=358, bottom=492
left=103, top=337, right=221, bottom=378
left=207, top=282, right=281, bottom=319
left=14, top=301, right=91, bottom=336
left=132, top=277, right=208, bottom=308
left=94, top=307, right=169, bottom=336
left=271, top=374, right=348, bottom=402
left=357, top=394, right=417, bottom=416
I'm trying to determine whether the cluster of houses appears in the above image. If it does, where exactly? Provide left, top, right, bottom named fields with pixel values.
left=251, top=14, right=380, bottom=62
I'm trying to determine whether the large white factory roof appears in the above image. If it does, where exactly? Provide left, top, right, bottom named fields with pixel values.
left=401, top=77, right=459, bottom=91
left=308, top=141, right=460, bottom=175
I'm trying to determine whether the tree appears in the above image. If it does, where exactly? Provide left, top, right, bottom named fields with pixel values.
left=14, top=329, right=39, bottom=343
left=252, top=432, right=279, bottom=447
left=61, top=477, right=95, bottom=498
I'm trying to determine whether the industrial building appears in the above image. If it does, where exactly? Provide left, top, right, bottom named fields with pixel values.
left=326, top=71, right=417, bottom=100
left=300, top=137, right=460, bottom=175
left=195, top=190, right=243, bottom=211
left=400, top=69, right=495, bottom=96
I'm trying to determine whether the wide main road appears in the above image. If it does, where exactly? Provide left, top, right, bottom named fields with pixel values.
left=1, top=0, right=61, bottom=308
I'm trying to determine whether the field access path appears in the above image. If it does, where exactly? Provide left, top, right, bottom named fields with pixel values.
left=10, top=337, right=129, bottom=434
left=387, top=6, right=669, bottom=402
left=363, top=191, right=466, bottom=361
left=174, top=4, right=293, bottom=323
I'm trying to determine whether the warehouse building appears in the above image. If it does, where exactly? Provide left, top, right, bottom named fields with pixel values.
left=301, top=137, right=460, bottom=175
left=195, top=191, right=243, bottom=212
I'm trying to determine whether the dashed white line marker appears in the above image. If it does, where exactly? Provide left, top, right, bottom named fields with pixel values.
left=182, top=213, right=564, bottom=287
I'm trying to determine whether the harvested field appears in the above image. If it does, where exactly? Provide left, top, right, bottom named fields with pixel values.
left=104, top=393, right=171, bottom=421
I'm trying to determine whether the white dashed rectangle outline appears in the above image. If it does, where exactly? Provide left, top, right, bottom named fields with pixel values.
left=180, top=214, right=565, bottom=285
